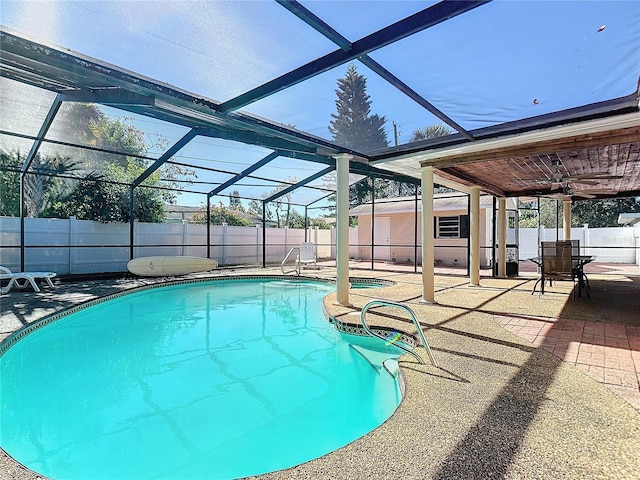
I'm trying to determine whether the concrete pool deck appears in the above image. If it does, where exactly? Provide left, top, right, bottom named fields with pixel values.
left=1, top=266, right=639, bottom=479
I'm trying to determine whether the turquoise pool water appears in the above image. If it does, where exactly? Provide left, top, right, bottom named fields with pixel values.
left=0, top=279, right=404, bottom=479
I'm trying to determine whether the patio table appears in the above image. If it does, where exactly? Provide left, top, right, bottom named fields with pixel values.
left=529, top=255, right=594, bottom=298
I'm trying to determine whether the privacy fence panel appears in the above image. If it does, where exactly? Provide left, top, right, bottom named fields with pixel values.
left=519, top=226, right=637, bottom=263
left=0, top=217, right=333, bottom=274
left=1, top=216, right=636, bottom=275
left=72, top=218, right=129, bottom=274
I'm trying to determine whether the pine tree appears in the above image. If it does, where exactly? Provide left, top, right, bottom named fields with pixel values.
left=329, top=64, right=388, bottom=152
left=229, top=190, right=243, bottom=210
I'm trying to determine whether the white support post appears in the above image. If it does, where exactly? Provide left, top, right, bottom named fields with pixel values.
left=470, top=186, right=480, bottom=286
left=498, top=198, right=507, bottom=278
left=421, top=167, right=435, bottom=303
left=563, top=198, right=572, bottom=240
left=335, top=154, right=351, bottom=306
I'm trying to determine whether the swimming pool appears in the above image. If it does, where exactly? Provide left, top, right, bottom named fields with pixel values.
left=0, top=278, right=405, bottom=479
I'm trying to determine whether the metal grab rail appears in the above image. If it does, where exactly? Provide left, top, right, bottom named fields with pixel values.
left=281, top=247, right=300, bottom=275
left=360, top=299, right=438, bottom=367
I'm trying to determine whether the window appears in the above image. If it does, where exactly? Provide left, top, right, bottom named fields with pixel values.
left=437, top=216, right=459, bottom=238
left=435, top=215, right=469, bottom=238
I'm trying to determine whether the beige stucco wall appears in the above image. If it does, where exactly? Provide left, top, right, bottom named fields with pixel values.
left=355, top=208, right=490, bottom=267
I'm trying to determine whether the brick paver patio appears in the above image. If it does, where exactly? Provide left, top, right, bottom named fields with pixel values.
left=495, top=314, right=640, bottom=412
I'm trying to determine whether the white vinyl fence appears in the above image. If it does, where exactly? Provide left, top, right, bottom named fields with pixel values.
left=518, top=225, right=638, bottom=263
left=1, top=216, right=637, bottom=275
left=0, top=216, right=334, bottom=275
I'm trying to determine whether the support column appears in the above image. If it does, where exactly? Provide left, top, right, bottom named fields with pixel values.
left=206, top=195, right=211, bottom=259
left=421, top=167, right=435, bottom=303
left=563, top=198, right=572, bottom=240
left=335, top=154, right=351, bottom=306
left=498, top=197, right=507, bottom=278
left=129, top=186, right=135, bottom=261
left=470, top=186, right=480, bottom=286
left=19, top=174, right=25, bottom=271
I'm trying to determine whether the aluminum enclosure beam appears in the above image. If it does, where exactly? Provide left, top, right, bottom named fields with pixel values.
left=219, top=1, right=491, bottom=112
left=277, top=0, right=473, bottom=140
left=0, top=28, right=360, bottom=162
left=208, top=151, right=281, bottom=197
left=263, top=166, right=334, bottom=204
left=21, top=96, right=63, bottom=173
left=132, top=129, right=198, bottom=187
left=276, top=0, right=352, bottom=52
left=19, top=95, right=63, bottom=271
left=60, top=88, right=155, bottom=106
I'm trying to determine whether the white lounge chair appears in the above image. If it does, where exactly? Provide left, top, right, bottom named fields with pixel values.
left=296, top=242, right=318, bottom=270
left=0, top=266, right=57, bottom=294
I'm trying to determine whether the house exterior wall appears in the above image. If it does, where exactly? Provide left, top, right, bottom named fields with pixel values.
left=354, top=208, right=490, bottom=267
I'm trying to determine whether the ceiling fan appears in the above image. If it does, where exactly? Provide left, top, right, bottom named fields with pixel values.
left=546, top=185, right=619, bottom=200
left=539, top=159, right=622, bottom=198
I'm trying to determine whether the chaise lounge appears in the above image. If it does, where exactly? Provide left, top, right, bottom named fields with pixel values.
left=0, top=266, right=57, bottom=294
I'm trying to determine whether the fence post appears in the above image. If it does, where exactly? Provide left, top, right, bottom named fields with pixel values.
left=256, top=225, right=261, bottom=264
left=182, top=220, right=188, bottom=256
left=222, top=223, right=228, bottom=265
left=583, top=224, right=590, bottom=255
left=331, top=226, right=336, bottom=259
left=284, top=226, right=288, bottom=259
left=69, top=216, right=76, bottom=274
left=133, top=219, right=138, bottom=258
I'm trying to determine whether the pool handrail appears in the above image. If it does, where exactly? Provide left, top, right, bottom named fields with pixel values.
left=360, top=299, right=438, bottom=367
left=281, top=247, right=300, bottom=275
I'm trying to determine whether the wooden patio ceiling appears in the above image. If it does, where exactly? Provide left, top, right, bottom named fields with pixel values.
left=370, top=89, right=640, bottom=201
left=431, top=123, right=639, bottom=200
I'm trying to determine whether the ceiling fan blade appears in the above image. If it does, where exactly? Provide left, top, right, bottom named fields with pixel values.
left=568, top=179, right=602, bottom=185
left=572, top=191, right=595, bottom=199
left=565, top=173, right=623, bottom=181
left=582, top=189, right=619, bottom=195
left=543, top=188, right=571, bottom=199
left=539, top=193, right=564, bottom=199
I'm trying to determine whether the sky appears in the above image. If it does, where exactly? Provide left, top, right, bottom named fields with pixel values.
left=1, top=0, right=639, bottom=207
